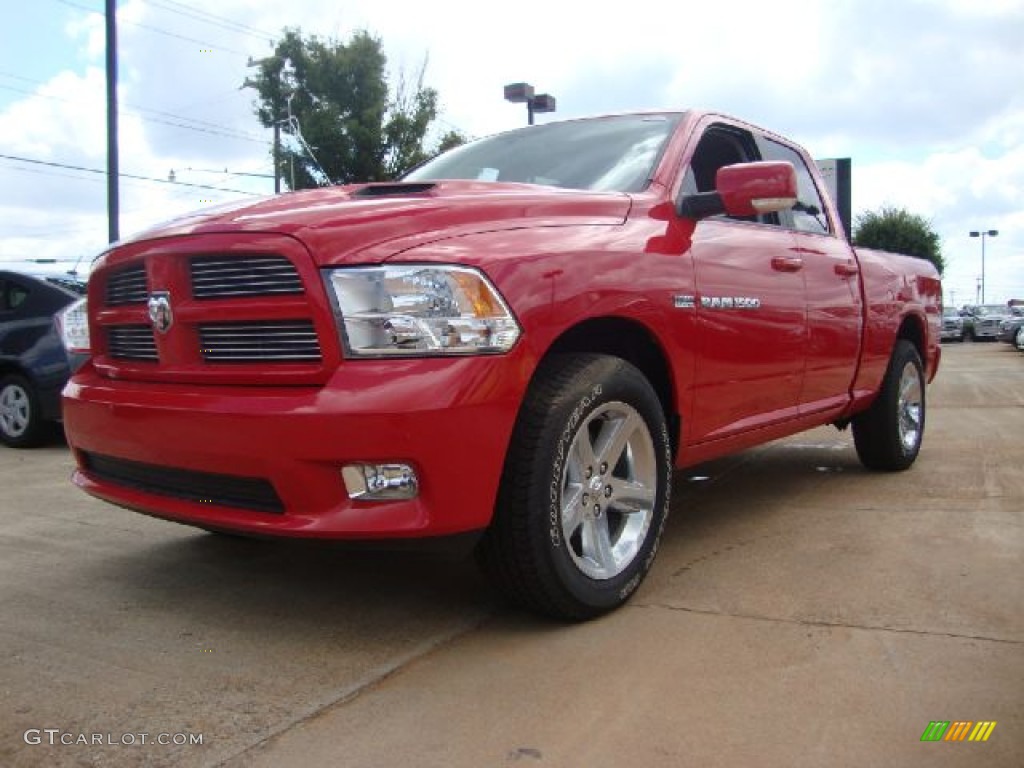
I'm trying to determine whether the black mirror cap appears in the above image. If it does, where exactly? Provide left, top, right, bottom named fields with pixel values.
left=678, top=192, right=725, bottom=220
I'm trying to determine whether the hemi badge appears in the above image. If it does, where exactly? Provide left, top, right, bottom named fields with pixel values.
left=673, top=295, right=696, bottom=309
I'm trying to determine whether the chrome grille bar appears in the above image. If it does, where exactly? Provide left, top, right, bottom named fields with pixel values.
left=199, top=321, right=321, bottom=362
left=190, top=255, right=303, bottom=299
left=106, top=265, right=148, bottom=305
left=107, top=325, right=158, bottom=361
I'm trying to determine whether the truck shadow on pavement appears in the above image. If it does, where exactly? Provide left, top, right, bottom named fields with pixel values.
left=71, top=433, right=869, bottom=641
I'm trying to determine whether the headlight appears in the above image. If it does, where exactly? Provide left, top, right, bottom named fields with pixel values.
left=55, top=297, right=90, bottom=354
left=323, top=265, right=521, bottom=357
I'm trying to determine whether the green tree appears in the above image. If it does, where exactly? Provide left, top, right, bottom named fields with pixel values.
left=853, top=206, right=945, bottom=275
left=245, top=29, right=465, bottom=189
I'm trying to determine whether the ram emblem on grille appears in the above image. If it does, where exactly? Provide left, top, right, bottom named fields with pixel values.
left=147, top=291, right=174, bottom=334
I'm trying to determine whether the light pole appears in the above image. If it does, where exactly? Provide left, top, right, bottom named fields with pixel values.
left=105, top=0, right=119, bottom=242
left=969, top=229, right=998, bottom=304
left=503, top=82, right=557, bottom=125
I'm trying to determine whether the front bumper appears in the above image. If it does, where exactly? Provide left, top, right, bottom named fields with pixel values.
left=63, top=355, right=526, bottom=539
left=997, top=325, right=1021, bottom=343
left=973, top=321, right=1001, bottom=339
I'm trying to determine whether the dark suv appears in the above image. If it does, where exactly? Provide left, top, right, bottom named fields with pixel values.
left=0, top=270, right=88, bottom=447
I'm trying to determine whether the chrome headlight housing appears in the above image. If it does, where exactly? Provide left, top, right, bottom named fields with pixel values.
left=324, top=265, right=521, bottom=357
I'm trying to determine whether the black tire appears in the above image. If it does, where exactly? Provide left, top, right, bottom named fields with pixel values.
left=476, top=354, right=672, bottom=620
left=852, top=340, right=925, bottom=471
left=0, top=374, right=47, bottom=449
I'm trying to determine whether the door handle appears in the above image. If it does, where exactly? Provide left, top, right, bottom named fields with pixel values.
left=771, top=256, right=804, bottom=272
left=834, top=261, right=860, bottom=277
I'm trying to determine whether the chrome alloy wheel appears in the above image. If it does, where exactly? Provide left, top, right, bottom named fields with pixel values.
left=559, top=401, right=657, bottom=580
left=0, top=382, right=31, bottom=438
left=897, top=361, right=923, bottom=453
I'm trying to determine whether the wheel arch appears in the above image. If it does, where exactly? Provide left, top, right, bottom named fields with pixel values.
left=0, top=360, right=33, bottom=382
left=539, top=316, right=680, bottom=458
left=896, top=312, right=925, bottom=359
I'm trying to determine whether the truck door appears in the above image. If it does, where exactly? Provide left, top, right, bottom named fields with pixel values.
left=680, top=124, right=808, bottom=442
left=759, top=138, right=863, bottom=415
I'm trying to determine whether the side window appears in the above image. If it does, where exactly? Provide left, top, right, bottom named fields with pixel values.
left=6, top=280, right=30, bottom=311
left=683, top=125, right=778, bottom=225
left=760, top=139, right=831, bottom=235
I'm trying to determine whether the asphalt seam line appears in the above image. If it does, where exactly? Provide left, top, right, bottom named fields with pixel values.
left=633, top=602, right=1022, bottom=645
left=212, top=610, right=494, bottom=767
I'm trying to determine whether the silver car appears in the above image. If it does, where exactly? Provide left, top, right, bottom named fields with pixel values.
left=941, top=307, right=965, bottom=342
left=971, top=305, right=1012, bottom=340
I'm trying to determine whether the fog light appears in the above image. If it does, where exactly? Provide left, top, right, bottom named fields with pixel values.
left=342, top=463, right=418, bottom=500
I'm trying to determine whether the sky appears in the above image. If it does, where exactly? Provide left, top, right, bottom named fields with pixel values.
left=1, top=0, right=1022, bottom=307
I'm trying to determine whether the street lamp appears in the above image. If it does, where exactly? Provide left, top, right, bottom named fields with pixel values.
left=503, top=82, right=557, bottom=125
left=969, top=229, right=998, bottom=304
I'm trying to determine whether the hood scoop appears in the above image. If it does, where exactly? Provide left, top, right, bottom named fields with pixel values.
left=351, top=183, right=437, bottom=198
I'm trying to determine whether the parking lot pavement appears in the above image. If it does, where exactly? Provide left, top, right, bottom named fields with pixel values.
left=3, top=342, right=1022, bottom=767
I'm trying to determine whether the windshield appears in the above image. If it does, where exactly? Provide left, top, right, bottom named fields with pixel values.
left=44, top=275, right=87, bottom=295
left=405, top=114, right=683, bottom=194
left=976, top=305, right=1007, bottom=317
left=942, top=308, right=960, bottom=318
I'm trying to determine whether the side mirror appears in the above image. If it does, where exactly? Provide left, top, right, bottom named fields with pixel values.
left=678, top=161, right=798, bottom=220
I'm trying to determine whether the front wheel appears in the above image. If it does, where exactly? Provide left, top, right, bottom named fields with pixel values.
left=477, top=354, right=672, bottom=620
left=0, top=374, right=46, bottom=448
left=852, top=340, right=925, bottom=471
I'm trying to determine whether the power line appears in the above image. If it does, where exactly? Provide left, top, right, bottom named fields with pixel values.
left=53, top=0, right=253, bottom=56
left=0, top=153, right=263, bottom=195
left=0, top=78, right=268, bottom=145
left=0, top=71, right=258, bottom=135
left=1, top=167, right=221, bottom=237
left=146, top=0, right=277, bottom=41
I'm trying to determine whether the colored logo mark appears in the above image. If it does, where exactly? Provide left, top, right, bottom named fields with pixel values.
left=921, top=721, right=997, bottom=742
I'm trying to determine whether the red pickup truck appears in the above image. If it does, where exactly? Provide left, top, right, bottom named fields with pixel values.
left=62, top=110, right=941, bottom=619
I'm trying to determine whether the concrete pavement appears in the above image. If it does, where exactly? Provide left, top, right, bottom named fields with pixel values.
left=2, top=341, right=1021, bottom=767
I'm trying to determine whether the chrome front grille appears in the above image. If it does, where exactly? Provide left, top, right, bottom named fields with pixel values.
left=94, top=241, right=332, bottom=383
left=107, top=325, right=158, bottom=361
left=190, top=255, right=303, bottom=299
left=106, top=264, right=147, bottom=305
left=199, top=320, right=321, bottom=362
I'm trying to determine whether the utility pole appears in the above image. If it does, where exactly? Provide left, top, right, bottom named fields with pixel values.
left=105, top=0, right=119, bottom=242
left=273, top=121, right=281, bottom=194
left=246, top=56, right=283, bottom=193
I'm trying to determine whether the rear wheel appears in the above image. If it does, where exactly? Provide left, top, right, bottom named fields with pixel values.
left=0, top=374, right=46, bottom=448
left=852, top=340, right=925, bottom=471
left=477, top=354, right=672, bottom=620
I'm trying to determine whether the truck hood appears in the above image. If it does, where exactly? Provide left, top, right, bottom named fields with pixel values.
left=127, top=181, right=631, bottom=265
